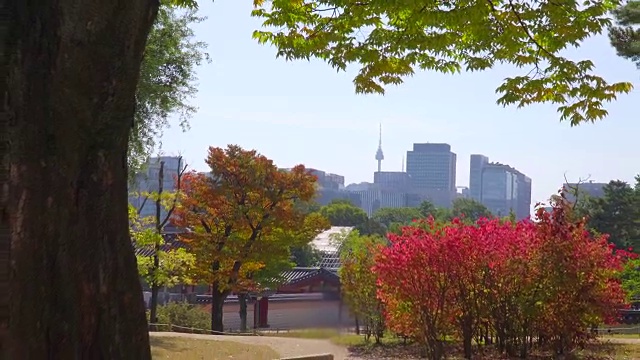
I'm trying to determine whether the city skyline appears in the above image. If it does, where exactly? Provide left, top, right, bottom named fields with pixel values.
left=146, top=137, right=534, bottom=217
left=156, top=133, right=631, bottom=208
left=141, top=148, right=640, bottom=222
left=139, top=150, right=531, bottom=218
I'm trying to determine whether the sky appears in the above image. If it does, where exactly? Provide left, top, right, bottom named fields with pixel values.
left=159, top=1, right=640, bottom=207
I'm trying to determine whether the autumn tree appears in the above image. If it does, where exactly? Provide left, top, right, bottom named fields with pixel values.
left=339, top=232, right=386, bottom=344
left=375, top=202, right=630, bottom=360
left=532, top=203, right=629, bottom=356
left=173, top=145, right=319, bottom=332
left=375, top=223, right=458, bottom=360
left=253, top=0, right=633, bottom=124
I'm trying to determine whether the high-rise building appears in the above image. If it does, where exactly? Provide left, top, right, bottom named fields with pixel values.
left=297, top=168, right=358, bottom=205
left=373, top=171, right=413, bottom=193
left=325, top=173, right=345, bottom=189
left=352, top=190, right=410, bottom=216
left=129, top=156, right=184, bottom=220
left=307, top=168, right=344, bottom=190
left=562, top=181, right=607, bottom=203
left=345, top=182, right=375, bottom=192
left=457, top=186, right=470, bottom=199
left=406, top=143, right=457, bottom=208
left=469, top=155, right=532, bottom=220
left=480, top=164, right=519, bottom=218
left=517, top=173, right=532, bottom=219
left=469, top=154, right=489, bottom=201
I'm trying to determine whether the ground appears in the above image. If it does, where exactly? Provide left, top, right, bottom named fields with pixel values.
left=150, top=334, right=279, bottom=360
left=150, top=331, right=640, bottom=360
left=150, top=331, right=350, bottom=359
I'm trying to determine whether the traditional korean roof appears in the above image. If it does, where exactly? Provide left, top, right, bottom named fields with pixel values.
left=133, top=232, right=189, bottom=257
left=310, top=226, right=353, bottom=271
left=278, top=267, right=339, bottom=285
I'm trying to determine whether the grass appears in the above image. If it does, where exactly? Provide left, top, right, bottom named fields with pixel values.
left=578, top=342, right=640, bottom=360
left=265, top=328, right=640, bottom=359
left=266, top=328, right=342, bottom=340
left=266, top=328, right=407, bottom=347
left=150, top=336, right=279, bottom=360
left=601, top=333, right=640, bottom=339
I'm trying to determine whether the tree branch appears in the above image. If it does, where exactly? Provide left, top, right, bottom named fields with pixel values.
left=159, top=156, right=188, bottom=229
left=562, top=172, right=591, bottom=211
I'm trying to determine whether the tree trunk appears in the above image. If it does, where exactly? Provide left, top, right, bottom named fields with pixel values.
left=211, top=288, right=227, bottom=334
left=149, top=283, right=160, bottom=327
left=462, top=316, right=473, bottom=359
left=238, top=293, right=248, bottom=332
left=0, top=1, right=15, bottom=357
left=149, top=161, right=165, bottom=325
left=5, top=0, right=159, bottom=358
left=0, top=29, right=9, bottom=355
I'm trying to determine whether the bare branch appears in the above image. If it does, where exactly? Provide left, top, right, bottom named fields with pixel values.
left=200, top=219, right=212, bottom=234
left=137, top=194, right=149, bottom=215
left=562, top=172, right=592, bottom=211
left=159, top=156, right=188, bottom=229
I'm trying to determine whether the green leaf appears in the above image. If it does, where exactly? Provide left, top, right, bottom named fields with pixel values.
left=253, top=0, right=633, bottom=124
left=128, top=4, right=209, bottom=179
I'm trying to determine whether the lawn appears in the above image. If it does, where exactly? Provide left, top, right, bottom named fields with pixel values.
left=265, top=328, right=401, bottom=346
left=267, top=328, right=640, bottom=359
left=150, top=335, right=280, bottom=360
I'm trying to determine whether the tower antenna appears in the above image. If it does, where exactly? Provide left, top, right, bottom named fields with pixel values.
left=375, top=123, right=384, bottom=172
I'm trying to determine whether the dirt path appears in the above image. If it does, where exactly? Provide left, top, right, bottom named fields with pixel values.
left=150, top=331, right=351, bottom=359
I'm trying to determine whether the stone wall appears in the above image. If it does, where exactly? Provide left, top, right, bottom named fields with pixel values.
left=218, top=299, right=356, bottom=331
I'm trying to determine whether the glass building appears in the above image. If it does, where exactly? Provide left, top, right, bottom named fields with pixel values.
left=406, top=143, right=457, bottom=208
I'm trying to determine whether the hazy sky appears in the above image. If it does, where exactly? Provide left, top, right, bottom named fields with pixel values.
left=160, top=1, right=639, bottom=207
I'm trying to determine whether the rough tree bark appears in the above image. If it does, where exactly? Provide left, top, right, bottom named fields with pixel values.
left=0, top=0, right=11, bottom=355
left=211, top=287, right=227, bottom=334
left=238, top=293, right=248, bottom=332
left=4, top=0, right=159, bottom=357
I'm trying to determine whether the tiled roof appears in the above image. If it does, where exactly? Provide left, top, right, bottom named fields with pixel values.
left=278, top=267, right=339, bottom=285
left=134, top=233, right=189, bottom=257
left=189, top=267, right=340, bottom=302
left=310, top=226, right=353, bottom=271
left=195, top=292, right=326, bottom=304
left=310, top=226, right=353, bottom=253
left=316, top=251, right=341, bottom=270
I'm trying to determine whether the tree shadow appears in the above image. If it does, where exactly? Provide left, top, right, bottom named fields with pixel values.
left=347, top=342, right=423, bottom=359
left=346, top=341, right=629, bottom=359
left=149, top=336, right=190, bottom=354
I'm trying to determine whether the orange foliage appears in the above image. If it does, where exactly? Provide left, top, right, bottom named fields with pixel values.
left=172, top=145, right=318, bottom=294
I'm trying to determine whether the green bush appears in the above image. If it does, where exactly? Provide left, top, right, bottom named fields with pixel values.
left=155, top=301, right=211, bottom=331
